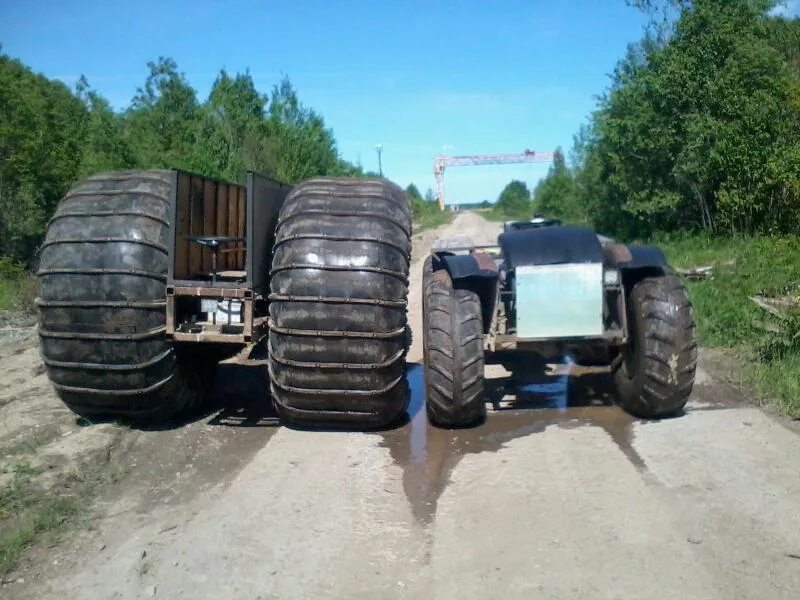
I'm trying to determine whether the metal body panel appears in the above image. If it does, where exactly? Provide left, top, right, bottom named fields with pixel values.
left=246, top=172, right=290, bottom=294
left=499, top=226, right=604, bottom=269
left=515, top=263, right=604, bottom=339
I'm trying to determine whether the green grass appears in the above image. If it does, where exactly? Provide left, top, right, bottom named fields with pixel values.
left=0, top=279, right=20, bottom=312
left=0, top=275, right=36, bottom=313
left=0, top=256, right=35, bottom=313
left=0, top=451, right=126, bottom=577
left=415, top=209, right=453, bottom=231
left=0, top=428, right=61, bottom=460
left=0, top=462, right=81, bottom=577
left=482, top=208, right=507, bottom=222
left=657, top=234, right=800, bottom=417
left=412, top=199, right=454, bottom=232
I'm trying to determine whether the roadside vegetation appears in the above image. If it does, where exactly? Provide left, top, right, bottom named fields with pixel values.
left=535, top=1, right=800, bottom=237
left=0, top=412, right=129, bottom=578
left=0, top=462, right=78, bottom=577
left=0, top=51, right=373, bottom=272
left=0, top=432, right=125, bottom=578
left=485, top=180, right=534, bottom=221
left=406, top=183, right=454, bottom=231
left=531, top=0, right=800, bottom=417
left=0, top=259, right=34, bottom=314
left=657, top=235, right=800, bottom=417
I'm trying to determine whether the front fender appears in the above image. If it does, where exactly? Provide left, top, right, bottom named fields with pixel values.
left=437, top=253, right=498, bottom=281
left=621, top=245, right=667, bottom=270
left=433, top=253, right=499, bottom=333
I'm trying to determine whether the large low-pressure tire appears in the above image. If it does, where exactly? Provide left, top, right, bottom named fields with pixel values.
left=37, top=170, right=211, bottom=423
left=423, top=269, right=486, bottom=427
left=614, top=274, right=697, bottom=418
left=268, top=177, right=412, bottom=428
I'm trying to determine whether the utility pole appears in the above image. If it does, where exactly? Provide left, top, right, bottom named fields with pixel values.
left=375, top=144, right=383, bottom=177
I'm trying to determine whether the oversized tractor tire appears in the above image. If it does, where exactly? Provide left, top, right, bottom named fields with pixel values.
left=614, top=274, right=697, bottom=418
left=37, top=171, right=212, bottom=423
left=422, top=268, right=486, bottom=428
left=268, top=178, right=412, bottom=428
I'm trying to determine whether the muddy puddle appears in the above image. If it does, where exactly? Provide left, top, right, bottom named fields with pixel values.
left=379, top=359, right=738, bottom=526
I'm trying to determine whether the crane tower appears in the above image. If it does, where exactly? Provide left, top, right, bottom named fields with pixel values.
left=433, top=149, right=555, bottom=210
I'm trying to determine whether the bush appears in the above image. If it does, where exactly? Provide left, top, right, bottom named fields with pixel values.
left=406, top=184, right=453, bottom=231
left=0, top=257, right=26, bottom=280
left=493, top=180, right=532, bottom=218
left=0, top=257, right=35, bottom=313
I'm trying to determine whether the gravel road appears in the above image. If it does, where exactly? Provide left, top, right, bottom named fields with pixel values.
left=4, top=211, right=800, bottom=599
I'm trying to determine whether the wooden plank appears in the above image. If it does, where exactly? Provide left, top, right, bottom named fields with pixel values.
left=216, top=184, right=229, bottom=271
left=202, top=179, right=217, bottom=273
left=228, top=184, right=239, bottom=270
left=676, top=265, right=713, bottom=280
left=189, top=176, right=204, bottom=277
left=243, top=295, right=253, bottom=338
left=171, top=286, right=248, bottom=298
left=238, top=186, right=246, bottom=268
left=750, top=295, right=790, bottom=320
left=171, top=330, right=246, bottom=343
left=175, top=172, right=192, bottom=279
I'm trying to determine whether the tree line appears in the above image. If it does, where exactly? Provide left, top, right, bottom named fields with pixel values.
left=0, top=53, right=365, bottom=266
left=532, top=0, right=800, bottom=239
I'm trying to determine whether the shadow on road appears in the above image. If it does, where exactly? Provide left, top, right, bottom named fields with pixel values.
left=205, top=361, right=279, bottom=428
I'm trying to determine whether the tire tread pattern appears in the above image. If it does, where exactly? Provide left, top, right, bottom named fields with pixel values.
left=615, top=274, right=697, bottom=418
left=37, top=170, right=207, bottom=422
left=423, top=269, right=486, bottom=427
left=268, top=177, right=411, bottom=428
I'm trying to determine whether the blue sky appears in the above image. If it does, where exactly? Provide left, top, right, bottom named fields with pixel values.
left=3, top=1, right=790, bottom=203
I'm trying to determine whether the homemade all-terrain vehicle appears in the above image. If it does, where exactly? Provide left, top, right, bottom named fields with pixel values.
left=37, top=170, right=411, bottom=427
left=422, top=223, right=697, bottom=427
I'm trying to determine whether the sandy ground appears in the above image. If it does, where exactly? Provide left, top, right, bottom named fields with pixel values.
left=2, top=211, right=800, bottom=599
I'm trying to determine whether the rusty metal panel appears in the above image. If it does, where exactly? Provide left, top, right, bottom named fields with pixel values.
left=170, top=286, right=249, bottom=299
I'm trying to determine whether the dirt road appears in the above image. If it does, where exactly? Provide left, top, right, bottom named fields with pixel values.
left=3, top=211, right=800, bottom=599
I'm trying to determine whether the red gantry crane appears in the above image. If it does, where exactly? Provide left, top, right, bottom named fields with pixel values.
left=433, top=149, right=555, bottom=210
